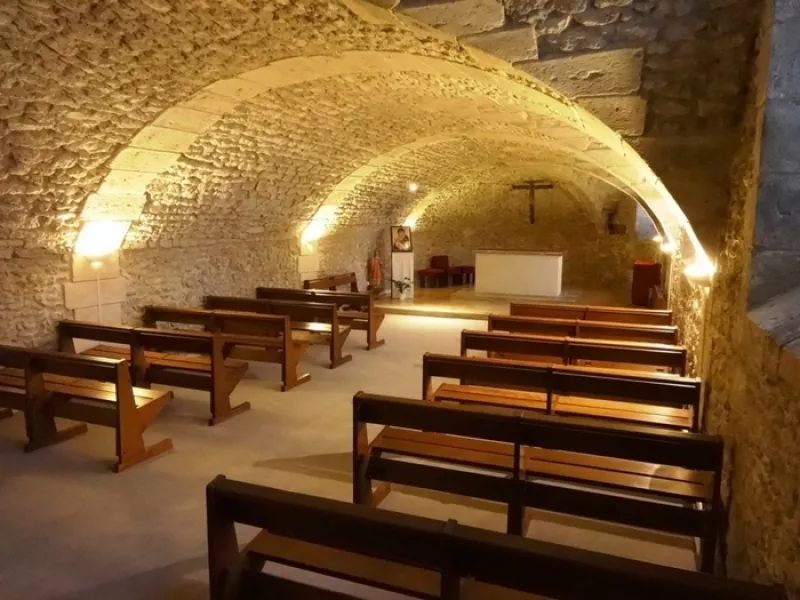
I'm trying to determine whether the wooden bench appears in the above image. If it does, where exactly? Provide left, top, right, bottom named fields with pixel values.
left=256, top=286, right=385, bottom=350
left=58, top=321, right=250, bottom=426
left=205, top=295, right=352, bottom=368
left=510, top=301, right=673, bottom=326
left=208, top=476, right=785, bottom=600
left=353, top=392, right=723, bottom=573
left=142, top=306, right=311, bottom=391
left=489, top=314, right=679, bottom=345
left=462, top=329, right=688, bottom=375
left=424, top=353, right=701, bottom=430
left=303, top=271, right=359, bottom=292
left=0, top=345, right=172, bottom=471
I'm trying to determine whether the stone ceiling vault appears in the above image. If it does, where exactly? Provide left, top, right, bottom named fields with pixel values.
left=0, top=0, right=710, bottom=268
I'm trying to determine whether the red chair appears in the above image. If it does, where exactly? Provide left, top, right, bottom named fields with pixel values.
left=459, top=265, right=475, bottom=285
left=417, top=265, right=445, bottom=288
left=432, top=256, right=462, bottom=287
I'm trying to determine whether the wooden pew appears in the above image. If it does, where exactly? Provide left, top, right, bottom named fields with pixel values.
left=510, top=301, right=673, bottom=326
left=303, top=271, right=359, bottom=292
left=256, top=286, right=385, bottom=350
left=0, top=345, right=172, bottom=471
left=353, top=392, right=724, bottom=573
left=205, top=295, right=352, bottom=368
left=142, top=306, right=311, bottom=391
left=462, top=329, right=688, bottom=375
left=489, top=314, right=679, bottom=345
left=424, top=353, right=701, bottom=430
left=58, top=321, right=250, bottom=426
left=208, top=476, right=784, bottom=600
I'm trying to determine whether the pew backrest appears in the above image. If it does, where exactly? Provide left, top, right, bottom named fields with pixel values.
left=0, top=344, right=124, bottom=383
left=489, top=315, right=679, bottom=345
left=509, top=302, right=673, bottom=326
left=142, top=305, right=289, bottom=339
left=58, top=320, right=135, bottom=352
left=424, top=353, right=701, bottom=413
left=205, top=296, right=340, bottom=331
left=208, top=474, right=782, bottom=600
left=256, top=286, right=373, bottom=312
left=461, top=330, right=687, bottom=375
left=302, top=271, right=359, bottom=292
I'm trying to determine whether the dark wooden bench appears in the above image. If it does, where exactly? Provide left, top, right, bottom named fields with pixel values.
left=489, top=314, right=679, bottom=345
left=424, top=353, right=701, bottom=430
left=205, top=295, right=352, bottom=368
left=510, top=301, right=673, bottom=326
left=0, top=345, right=172, bottom=471
left=58, top=321, right=250, bottom=426
left=208, top=476, right=785, bottom=600
left=142, top=306, right=311, bottom=391
left=462, top=329, right=688, bottom=375
left=256, top=286, right=385, bottom=350
left=303, top=271, right=359, bottom=292
left=353, top=392, right=723, bottom=573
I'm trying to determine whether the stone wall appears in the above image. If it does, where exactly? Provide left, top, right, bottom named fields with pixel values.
left=413, top=180, right=656, bottom=292
left=669, top=3, right=800, bottom=591
left=120, top=239, right=298, bottom=325
left=316, top=225, right=382, bottom=291
left=0, top=253, right=71, bottom=348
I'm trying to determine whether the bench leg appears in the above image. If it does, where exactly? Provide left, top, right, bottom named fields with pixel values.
left=209, top=362, right=251, bottom=426
left=330, top=329, right=353, bottom=369
left=209, top=393, right=251, bottom=426
left=24, top=407, right=88, bottom=453
left=115, top=438, right=174, bottom=473
left=367, top=314, right=386, bottom=351
left=282, top=344, right=312, bottom=392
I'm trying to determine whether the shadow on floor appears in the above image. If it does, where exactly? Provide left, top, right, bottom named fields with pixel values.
left=50, top=555, right=208, bottom=600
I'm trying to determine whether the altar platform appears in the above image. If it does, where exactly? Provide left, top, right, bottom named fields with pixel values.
left=376, top=285, right=632, bottom=320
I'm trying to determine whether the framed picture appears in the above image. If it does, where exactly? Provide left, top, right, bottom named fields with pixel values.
left=390, top=226, right=413, bottom=253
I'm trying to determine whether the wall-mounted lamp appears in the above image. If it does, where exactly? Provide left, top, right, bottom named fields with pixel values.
left=408, top=182, right=419, bottom=193
left=301, top=205, right=337, bottom=244
left=74, top=221, right=130, bottom=258
left=685, top=260, right=716, bottom=287
left=652, top=234, right=663, bottom=243
left=403, top=216, right=417, bottom=228
left=660, top=242, right=675, bottom=255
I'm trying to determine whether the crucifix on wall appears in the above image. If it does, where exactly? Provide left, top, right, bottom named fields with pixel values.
left=512, top=180, right=553, bottom=224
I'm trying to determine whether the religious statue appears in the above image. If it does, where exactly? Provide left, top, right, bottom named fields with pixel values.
left=368, top=249, right=383, bottom=294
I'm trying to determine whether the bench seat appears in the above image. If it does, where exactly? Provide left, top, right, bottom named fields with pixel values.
left=371, top=426, right=711, bottom=502
left=433, top=383, right=694, bottom=430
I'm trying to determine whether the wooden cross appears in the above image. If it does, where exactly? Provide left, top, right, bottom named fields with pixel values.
left=512, top=180, right=553, bottom=224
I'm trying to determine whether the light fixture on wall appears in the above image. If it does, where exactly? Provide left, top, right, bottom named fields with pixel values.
left=652, top=234, right=664, bottom=243
left=74, top=220, right=130, bottom=323
left=74, top=221, right=131, bottom=258
left=301, top=205, right=337, bottom=244
left=408, top=182, right=419, bottom=193
left=403, top=216, right=418, bottom=228
left=660, top=241, right=676, bottom=255
left=685, top=259, right=716, bottom=287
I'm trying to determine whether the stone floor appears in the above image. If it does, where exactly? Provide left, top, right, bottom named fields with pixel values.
left=377, top=285, right=631, bottom=319
left=0, top=315, right=694, bottom=600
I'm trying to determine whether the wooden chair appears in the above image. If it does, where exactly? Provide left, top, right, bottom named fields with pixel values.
left=142, top=305, right=311, bottom=391
left=0, top=345, right=172, bottom=471
left=256, top=287, right=386, bottom=350
left=303, top=272, right=359, bottom=292
left=58, top=321, right=250, bottom=426
left=510, top=301, right=673, bottom=326
left=205, top=296, right=352, bottom=368
left=353, top=392, right=724, bottom=573
left=489, top=314, right=679, bottom=345
left=208, top=475, right=785, bottom=600
left=461, top=329, right=688, bottom=375
left=424, top=353, right=702, bottom=430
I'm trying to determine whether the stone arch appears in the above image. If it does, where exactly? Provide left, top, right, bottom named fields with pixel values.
left=81, top=48, right=709, bottom=269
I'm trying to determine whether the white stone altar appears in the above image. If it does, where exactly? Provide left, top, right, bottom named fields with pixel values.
left=475, top=250, right=563, bottom=297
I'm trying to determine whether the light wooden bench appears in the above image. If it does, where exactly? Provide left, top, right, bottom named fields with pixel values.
left=353, top=392, right=723, bottom=573
left=58, top=321, right=250, bottom=426
left=462, top=329, right=688, bottom=375
left=0, top=345, right=172, bottom=471
left=489, top=314, right=679, bottom=345
left=256, top=286, right=386, bottom=350
left=303, top=271, right=359, bottom=292
left=510, top=301, right=673, bottom=325
left=207, top=476, right=784, bottom=600
left=205, top=295, right=352, bottom=368
left=142, top=306, right=311, bottom=391
left=424, top=353, right=702, bottom=431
